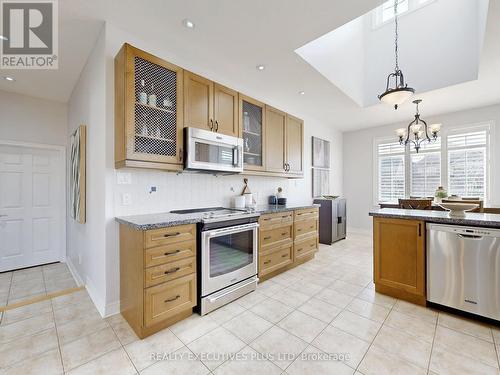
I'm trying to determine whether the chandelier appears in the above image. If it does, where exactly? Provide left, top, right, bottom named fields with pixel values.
left=395, top=99, right=441, bottom=153
left=378, top=0, right=415, bottom=110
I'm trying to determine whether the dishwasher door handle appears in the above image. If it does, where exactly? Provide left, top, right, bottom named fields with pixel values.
left=457, top=233, right=483, bottom=240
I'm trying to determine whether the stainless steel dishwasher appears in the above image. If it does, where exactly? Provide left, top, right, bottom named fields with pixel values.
left=427, top=223, right=500, bottom=321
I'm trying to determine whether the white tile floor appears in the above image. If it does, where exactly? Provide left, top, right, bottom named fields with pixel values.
left=0, top=263, right=78, bottom=307
left=1, top=233, right=500, bottom=374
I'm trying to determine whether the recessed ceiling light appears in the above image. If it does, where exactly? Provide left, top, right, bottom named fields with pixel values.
left=256, top=65, right=265, bottom=71
left=299, top=91, right=305, bottom=95
left=182, top=19, right=195, bottom=29
left=4, top=76, right=15, bottom=82
left=0, top=35, right=7, bottom=41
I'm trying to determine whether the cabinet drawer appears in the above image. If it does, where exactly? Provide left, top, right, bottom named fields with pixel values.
left=259, top=244, right=293, bottom=276
left=259, top=211, right=293, bottom=229
left=294, top=236, right=318, bottom=260
left=145, top=224, right=196, bottom=249
left=294, top=208, right=319, bottom=222
left=260, top=225, right=293, bottom=248
left=144, top=256, right=196, bottom=288
left=144, top=274, right=196, bottom=327
left=294, top=218, right=318, bottom=239
left=144, top=240, right=196, bottom=268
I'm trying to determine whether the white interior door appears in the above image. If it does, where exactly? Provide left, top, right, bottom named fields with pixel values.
left=0, top=145, right=64, bottom=272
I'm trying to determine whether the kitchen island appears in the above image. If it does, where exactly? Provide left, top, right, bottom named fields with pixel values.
left=369, top=208, right=500, bottom=310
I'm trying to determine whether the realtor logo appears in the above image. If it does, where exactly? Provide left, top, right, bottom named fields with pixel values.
left=1, top=0, right=58, bottom=69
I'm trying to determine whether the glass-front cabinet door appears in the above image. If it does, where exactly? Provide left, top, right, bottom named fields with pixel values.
left=239, top=94, right=266, bottom=171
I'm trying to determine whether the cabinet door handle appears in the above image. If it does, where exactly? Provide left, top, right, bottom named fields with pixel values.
left=418, top=223, right=422, bottom=237
left=281, top=215, right=289, bottom=219
left=215, top=120, right=219, bottom=132
left=297, top=228, right=302, bottom=232
left=281, top=232, right=288, bottom=236
left=163, top=232, right=181, bottom=238
left=164, top=267, right=180, bottom=275
left=164, top=295, right=181, bottom=303
left=164, top=249, right=181, bottom=256
left=263, top=260, right=271, bottom=265
left=310, top=243, right=315, bottom=248
left=264, top=236, right=271, bottom=240
left=297, top=247, right=303, bottom=252
left=281, top=254, right=288, bottom=258
left=179, top=148, right=183, bottom=162
left=209, top=119, right=214, bottom=130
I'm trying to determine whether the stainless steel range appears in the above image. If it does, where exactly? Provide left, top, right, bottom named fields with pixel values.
left=170, top=207, right=260, bottom=315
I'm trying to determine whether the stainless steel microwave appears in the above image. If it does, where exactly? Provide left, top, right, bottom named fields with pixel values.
left=185, top=127, right=243, bottom=173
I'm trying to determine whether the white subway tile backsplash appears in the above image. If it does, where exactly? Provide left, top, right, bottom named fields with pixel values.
left=113, top=169, right=310, bottom=217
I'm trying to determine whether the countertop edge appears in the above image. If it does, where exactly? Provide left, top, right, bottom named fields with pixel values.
left=115, top=204, right=320, bottom=231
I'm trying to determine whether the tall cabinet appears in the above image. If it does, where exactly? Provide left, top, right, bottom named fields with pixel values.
left=115, top=43, right=184, bottom=170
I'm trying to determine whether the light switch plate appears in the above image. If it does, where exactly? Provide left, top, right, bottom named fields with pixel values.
left=122, top=193, right=132, bottom=206
left=117, top=172, right=132, bottom=185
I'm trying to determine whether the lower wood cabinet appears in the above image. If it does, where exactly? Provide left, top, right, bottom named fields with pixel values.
left=258, top=208, right=319, bottom=280
left=120, top=223, right=197, bottom=338
left=373, top=217, right=426, bottom=306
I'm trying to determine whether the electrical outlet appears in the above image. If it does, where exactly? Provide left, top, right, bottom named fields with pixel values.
left=122, top=193, right=132, bottom=206
left=149, top=186, right=157, bottom=194
left=117, top=172, right=132, bottom=185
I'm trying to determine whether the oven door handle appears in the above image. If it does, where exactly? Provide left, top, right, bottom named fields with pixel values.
left=208, top=277, right=259, bottom=303
left=204, top=222, right=259, bottom=237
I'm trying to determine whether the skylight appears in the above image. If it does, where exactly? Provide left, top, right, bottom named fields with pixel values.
left=374, top=0, right=435, bottom=27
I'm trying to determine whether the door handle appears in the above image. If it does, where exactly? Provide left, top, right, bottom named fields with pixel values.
left=164, top=267, right=180, bottom=275
left=164, top=295, right=180, bottom=303
left=164, top=249, right=181, bottom=256
left=215, top=120, right=219, bottom=132
left=457, top=234, right=483, bottom=240
left=209, top=119, right=214, bottom=130
left=163, top=232, right=181, bottom=238
left=179, top=148, right=183, bottom=162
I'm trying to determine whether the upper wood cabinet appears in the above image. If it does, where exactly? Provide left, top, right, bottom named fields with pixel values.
left=183, top=71, right=214, bottom=132
left=373, top=217, right=426, bottom=306
left=265, top=106, right=287, bottom=173
left=286, top=114, right=304, bottom=175
left=115, top=43, right=184, bottom=170
left=214, top=84, right=239, bottom=137
left=240, top=95, right=266, bottom=171
left=184, top=71, right=238, bottom=137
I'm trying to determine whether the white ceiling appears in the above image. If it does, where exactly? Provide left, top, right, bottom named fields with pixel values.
left=296, top=0, right=489, bottom=108
left=0, top=0, right=499, bottom=131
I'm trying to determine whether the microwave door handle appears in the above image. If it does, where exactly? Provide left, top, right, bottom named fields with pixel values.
left=233, top=146, right=240, bottom=166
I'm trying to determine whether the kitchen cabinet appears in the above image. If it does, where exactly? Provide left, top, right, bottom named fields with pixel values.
left=184, top=71, right=238, bottom=137
left=258, top=208, right=319, bottom=280
left=286, top=114, right=304, bottom=175
left=115, top=43, right=184, bottom=171
left=265, top=106, right=287, bottom=173
left=120, top=223, right=197, bottom=338
left=373, top=217, right=426, bottom=306
left=264, top=107, right=304, bottom=176
left=240, top=95, right=266, bottom=171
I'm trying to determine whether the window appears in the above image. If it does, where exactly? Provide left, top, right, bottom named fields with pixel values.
left=410, top=138, right=441, bottom=197
left=374, top=125, right=491, bottom=204
left=447, top=130, right=488, bottom=199
left=373, top=0, right=435, bottom=27
left=377, top=141, right=405, bottom=202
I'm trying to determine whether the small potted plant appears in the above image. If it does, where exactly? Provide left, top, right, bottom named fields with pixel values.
left=435, top=186, right=448, bottom=203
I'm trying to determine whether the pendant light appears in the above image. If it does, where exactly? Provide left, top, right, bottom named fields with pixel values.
left=378, top=0, right=415, bottom=110
left=395, top=99, right=441, bottom=153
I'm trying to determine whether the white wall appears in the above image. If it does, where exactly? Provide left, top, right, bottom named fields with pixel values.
left=343, top=104, right=500, bottom=232
left=66, top=26, right=109, bottom=315
left=0, top=90, right=67, bottom=146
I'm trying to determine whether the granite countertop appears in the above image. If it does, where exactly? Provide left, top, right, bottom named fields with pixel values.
left=116, top=204, right=320, bottom=230
left=370, top=208, right=500, bottom=228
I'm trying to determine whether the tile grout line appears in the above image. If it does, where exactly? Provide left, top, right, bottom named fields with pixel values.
left=426, top=310, right=440, bottom=374
left=106, top=319, right=141, bottom=375
left=49, top=295, right=66, bottom=374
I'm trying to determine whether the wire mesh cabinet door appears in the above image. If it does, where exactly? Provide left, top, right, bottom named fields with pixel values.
left=115, top=43, right=184, bottom=168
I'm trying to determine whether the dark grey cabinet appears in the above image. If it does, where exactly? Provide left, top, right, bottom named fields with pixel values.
left=313, top=198, right=346, bottom=244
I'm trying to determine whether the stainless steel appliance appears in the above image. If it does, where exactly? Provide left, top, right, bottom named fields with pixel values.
left=184, top=127, right=243, bottom=173
left=171, top=207, right=260, bottom=315
left=313, top=198, right=346, bottom=244
left=427, top=223, right=500, bottom=321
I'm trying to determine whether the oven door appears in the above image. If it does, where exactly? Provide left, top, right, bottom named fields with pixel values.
left=201, top=222, right=258, bottom=296
left=186, top=127, right=243, bottom=173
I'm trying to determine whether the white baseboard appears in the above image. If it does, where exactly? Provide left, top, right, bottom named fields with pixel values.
left=104, top=300, right=120, bottom=317
left=66, top=257, right=84, bottom=286
left=85, top=277, right=106, bottom=317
